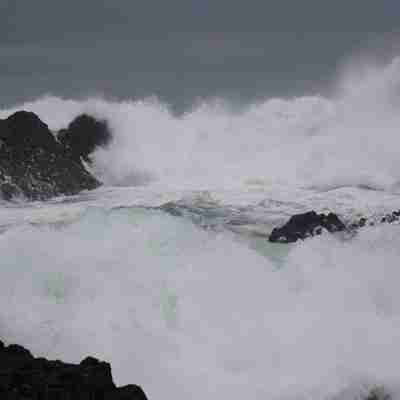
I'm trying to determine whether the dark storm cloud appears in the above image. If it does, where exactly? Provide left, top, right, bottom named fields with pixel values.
left=1, top=1, right=400, bottom=109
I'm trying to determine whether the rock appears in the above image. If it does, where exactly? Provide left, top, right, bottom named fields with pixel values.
left=269, top=207, right=400, bottom=244
left=0, top=111, right=101, bottom=200
left=365, top=386, right=391, bottom=400
left=0, top=111, right=56, bottom=150
left=358, top=217, right=367, bottom=227
left=0, top=183, right=20, bottom=201
left=58, top=114, right=112, bottom=163
left=386, top=213, right=396, bottom=223
left=108, top=385, right=149, bottom=400
left=269, top=211, right=346, bottom=243
left=0, top=341, right=147, bottom=399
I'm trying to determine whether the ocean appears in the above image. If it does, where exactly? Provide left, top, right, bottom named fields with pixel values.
left=1, top=57, right=400, bottom=399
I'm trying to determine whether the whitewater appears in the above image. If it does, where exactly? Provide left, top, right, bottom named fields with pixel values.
left=1, top=57, right=400, bottom=399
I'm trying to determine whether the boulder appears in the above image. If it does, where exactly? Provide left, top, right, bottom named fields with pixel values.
left=0, top=111, right=101, bottom=200
left=58, top=114, right=112, bottom=163
left=269, top=211, right=346, bottom=243
left=0, top=341, right=147, bottom=400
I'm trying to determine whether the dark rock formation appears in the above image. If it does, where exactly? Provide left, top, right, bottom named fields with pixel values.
left=58, top=114, right=112, bottom=163
left=269, top=211, right=346, bottom=243
left=0, top=340, right=147, bottom=399
left=366, top=387, right=391, bottom=400
left=381, top=211, right=400, bottom=224
left=0, top=111, right=102, bottom=201
left=269, top=208, right=400, bottom=243
left=0, top=182, right=21, bottom=201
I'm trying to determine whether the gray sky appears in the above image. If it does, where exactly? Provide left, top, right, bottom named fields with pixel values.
left=1, top=1, right=400, bottom=110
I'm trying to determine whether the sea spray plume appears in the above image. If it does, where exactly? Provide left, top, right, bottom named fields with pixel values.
left=2, top=56, right=400, bottom=190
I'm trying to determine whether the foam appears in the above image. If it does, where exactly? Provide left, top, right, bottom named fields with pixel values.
left=1, top=57, right=400, bottom=192
left=0, top=208, right=400, bottom=399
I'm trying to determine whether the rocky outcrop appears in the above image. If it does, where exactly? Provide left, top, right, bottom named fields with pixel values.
left=269, top=211, right=346, bottom=243
left=269, top=209, right=400, bottom=243
left=0, top=111, right=105, bottom=201
left=0, top=341, right=147, bottom=399
left=58, top=114, right=112, bottom=163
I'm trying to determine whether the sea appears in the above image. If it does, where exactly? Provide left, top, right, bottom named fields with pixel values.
left=1, top=57, right=400, bottom=399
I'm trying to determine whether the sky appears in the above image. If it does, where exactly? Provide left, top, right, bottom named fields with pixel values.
left=1, top=1, right=400, bottom=110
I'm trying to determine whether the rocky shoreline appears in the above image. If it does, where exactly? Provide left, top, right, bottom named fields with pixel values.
left=0, top=341, right=147, bottom=399
left=0, top=111, right=150, bottom=398
left=0, top=111, right=111, bottom=201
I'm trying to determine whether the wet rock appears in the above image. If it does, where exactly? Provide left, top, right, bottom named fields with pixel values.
left=387, top=214, right=396, bottom=223
left=58, top=114, right=112, bottom=163
left=108, top=385, right=149, bottom=400
left=358, top=217, right=367, bottom=227
left=269, top=207, right=400, bottom=244
left=269, top=211, right=346, bottom=243
left=0, top=111, right=56, bottom=150
left=0, top=111, right=101, bottom=200
left=0, top=342, right=147, bottom=399
left=365, top=386, right=391, bottom=400
left=0, top=182, right=20, bottom=201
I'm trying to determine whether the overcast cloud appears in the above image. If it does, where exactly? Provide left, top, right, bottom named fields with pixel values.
left=1, top=1, right=400, bottom=109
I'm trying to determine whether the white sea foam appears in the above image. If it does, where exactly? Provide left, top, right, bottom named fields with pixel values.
left=1, top=57, right=400, bottom=192
left=0, top=208, right=400, bottom=399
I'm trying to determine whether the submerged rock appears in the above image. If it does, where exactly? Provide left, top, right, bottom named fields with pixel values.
left=0, top=341, right=147, bottom=399
left=0, top=111, right=102, bottom=200
left=269, top=211, right=346, bottom=243
left=58, top=114, right=112, bottom=163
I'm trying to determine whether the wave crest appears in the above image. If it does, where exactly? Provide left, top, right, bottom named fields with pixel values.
left=2, top=57, right=400, bottom=191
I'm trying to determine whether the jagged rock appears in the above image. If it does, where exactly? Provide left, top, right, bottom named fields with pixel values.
left=269, top=208, right=400, bottom=244
left=0, top=111, right=101, bottom=200
left=58, top=114, right=112, bottom=163
left=269, top=211, right=346, bottom=243
left=0, top=341, right=147, bottom=400
left=0, top=111, right=55, bottom=150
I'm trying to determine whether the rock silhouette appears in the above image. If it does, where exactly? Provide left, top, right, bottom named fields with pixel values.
left=0, top=341, right=148, bottom=400
left=0, top=111, right=105, bottom=201
left=269, top=211, right=346, bottom=243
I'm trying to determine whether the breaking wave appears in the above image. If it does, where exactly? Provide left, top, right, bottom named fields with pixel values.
left=1, top=57, right=400, bottom=192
